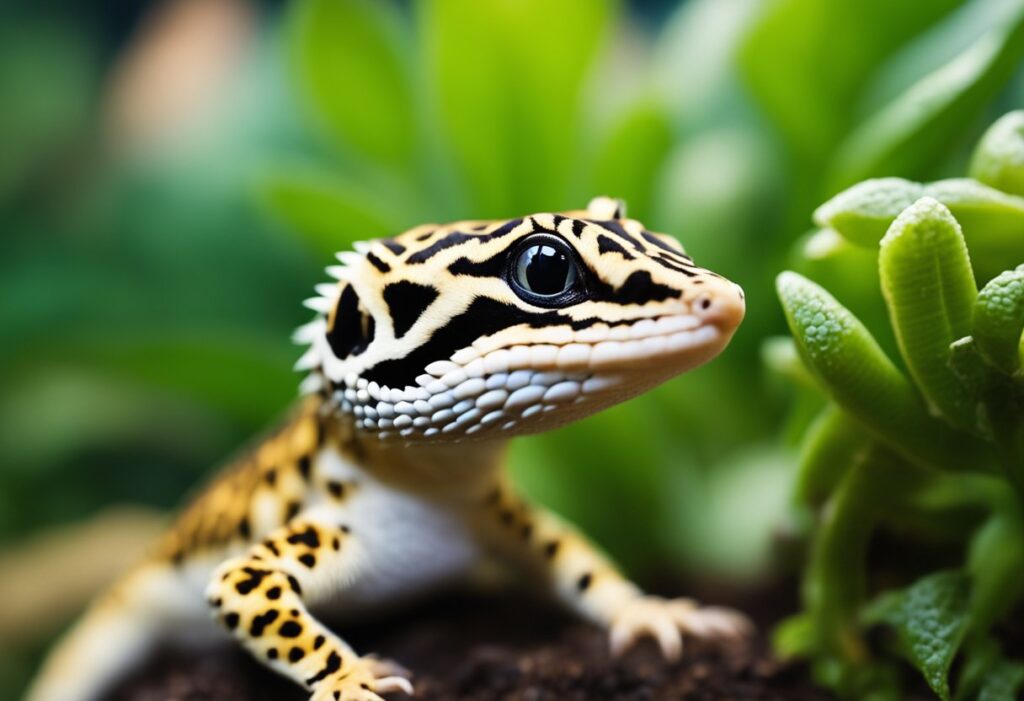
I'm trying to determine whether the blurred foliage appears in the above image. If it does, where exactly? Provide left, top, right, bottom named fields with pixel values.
left=1, top=0, right=1023, bottom=698
left=775, top=114, right=1024, bottom=699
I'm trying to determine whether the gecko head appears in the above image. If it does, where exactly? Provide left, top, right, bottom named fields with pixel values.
left=295, top=197, right=744, bottom=442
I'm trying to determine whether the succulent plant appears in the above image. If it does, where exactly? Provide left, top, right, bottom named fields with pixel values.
left=774, top=112, right=1024, bottom=700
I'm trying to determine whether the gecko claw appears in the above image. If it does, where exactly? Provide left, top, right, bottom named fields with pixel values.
left=374, top=676, right=415, bottom=695
left=608, top=596, right=753, bottom=663
left=362, top=654, right=413, bottom=683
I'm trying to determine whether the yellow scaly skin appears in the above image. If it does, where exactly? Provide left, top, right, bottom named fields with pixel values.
left=28, top=197, right=749, bottom=701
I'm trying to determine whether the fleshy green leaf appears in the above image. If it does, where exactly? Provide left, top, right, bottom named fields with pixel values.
left=864, top=571, right=970, bottom=701
left=816, top=177, right=1024, bottom=247
left=814, top=177, right=925, bottom=246
left=804, top=447, right=922, bottom=671
left=815, top=177, right=1024, bottom=281
left=793, top=407, right=868, bottom=507
left=970, top=110, right=1024, bottom=197
left=828, top=8, right=1024, bottom=188
left=776, top=271, right=990, bottom=472
left=966, top=509, right=1024, bottom=640
left=288, top=0, right=416, bottom=167
left=973, top=265, right=1024, bottom=375
left=879, top=197, right=978, bottom=431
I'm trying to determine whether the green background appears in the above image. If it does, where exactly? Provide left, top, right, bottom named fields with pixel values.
left=2, top=0, right=1022, bottom=697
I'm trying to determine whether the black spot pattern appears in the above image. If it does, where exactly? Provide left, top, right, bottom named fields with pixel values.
left=382, top=281, right=439, bottom=338
left=279, top=621, right=303, bottom=638
left=363, top=297, right=574, bottom=389
left=325, top=285, right=374, bottom=359
left=380, top=239, right=405, bottom=255
left=306, top=651, right=342, bottom=685
left=406, top=219, right=523, bottom=264
left=250, top=609, right=280, bottom=637
left=366, top=252, right=390, bottom=273
left=236, top=567, right=270, bottom=595
left=597, top=234, right=635, bottom=260
left=287, top=526, right=320, bottom=549
left=590, top=270, right=680, bottom=305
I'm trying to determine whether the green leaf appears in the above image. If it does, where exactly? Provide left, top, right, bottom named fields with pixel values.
left=814, top=177, right=925, bottom=247
left=762, top=335, right=819, bottom=392
left=776, top=271, right=990, bottom=472
left=773, top=612, right=816, bottom=658
left=951, top=333, right=1024, bottom=493
left=973, top=265, right=1024, bottom=375
left=654, top=0, right=758, bottom=125
left=739, top=0, right=961, bottom=166
left=957, top=639, right=1024, bottom=701
left=816, top=178, right=1024, bottom=247
left=257, top=166, right=409, bottom=257
left=587, top=100, right=673, bottom=222
left=420, top=0, right=612, bottom=215
left=815, top=177, right=1024, bottom=281
left=288, top=0, right=416, bottom=167
left=73, top=333, right=298, bottom=425
left=864, top=571, right=970, bottom=701
left=804, top=447, right=922, bottom=670
left=828, top=7, right=1024, bottom=188
left=969, top=110, right=1024, bottom=197
left=976, top=662, right=1024, bottom=701
left=966, top=509, right=1024, bottom=640
left=879, top=197, right=978, bottom=431
left=793, top=407, right=868, bottom=507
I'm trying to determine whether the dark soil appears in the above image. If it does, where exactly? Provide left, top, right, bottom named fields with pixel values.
left=108, top=585, right=835, bottom=701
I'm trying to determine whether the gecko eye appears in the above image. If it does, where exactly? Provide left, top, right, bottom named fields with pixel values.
left=509, top=234, right=584, bottom=307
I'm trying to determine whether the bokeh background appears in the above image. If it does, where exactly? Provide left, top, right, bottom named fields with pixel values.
left=2, top=0, right=1023, bottom=697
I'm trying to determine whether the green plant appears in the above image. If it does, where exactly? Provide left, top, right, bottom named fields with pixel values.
left=775, top=111, right=1024, bottom=700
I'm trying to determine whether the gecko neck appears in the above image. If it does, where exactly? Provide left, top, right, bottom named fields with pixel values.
left=323, top=399, right=508, bottom=501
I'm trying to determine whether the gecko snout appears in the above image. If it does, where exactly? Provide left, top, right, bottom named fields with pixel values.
left=691, top=281, right=745, bottom=333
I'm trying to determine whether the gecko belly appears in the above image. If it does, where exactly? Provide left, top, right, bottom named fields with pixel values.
left=314, top=464, right=480, bottom=617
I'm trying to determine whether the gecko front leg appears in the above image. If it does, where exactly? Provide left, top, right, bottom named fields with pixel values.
left=479, top=484, right=752, bottom=661
left=206, top=513, right=412, bottom=701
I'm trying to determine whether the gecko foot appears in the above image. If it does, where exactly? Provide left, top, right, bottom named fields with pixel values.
left=609, top=596, right=753, bottom=662
left=310, top=655, right=414, bottom=701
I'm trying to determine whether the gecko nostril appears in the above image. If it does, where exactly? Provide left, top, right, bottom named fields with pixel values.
left=691, top=291, right=743, bottom=329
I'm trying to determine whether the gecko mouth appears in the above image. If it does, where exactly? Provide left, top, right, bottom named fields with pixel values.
left=431, top=314, right=725, bottom=377
left=338, top=315, right=729, bottom=440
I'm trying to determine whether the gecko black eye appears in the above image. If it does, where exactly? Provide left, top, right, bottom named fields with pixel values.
left=508, top=234, right=585, bottom=307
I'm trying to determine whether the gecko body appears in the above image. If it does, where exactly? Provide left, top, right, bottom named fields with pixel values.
left=28, top=197, right=748, bottom=701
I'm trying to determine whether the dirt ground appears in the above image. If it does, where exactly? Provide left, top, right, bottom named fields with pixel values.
left=109, top=585, right=836, bottom=701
